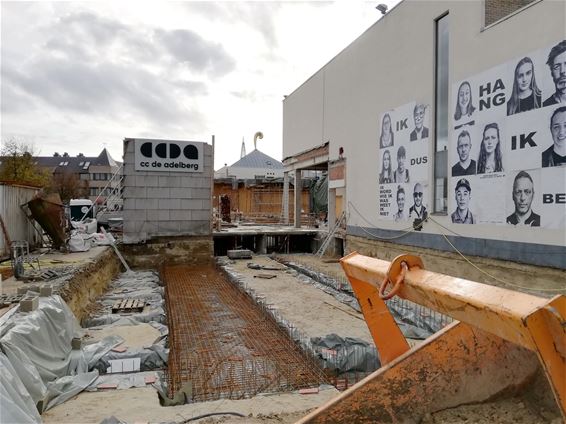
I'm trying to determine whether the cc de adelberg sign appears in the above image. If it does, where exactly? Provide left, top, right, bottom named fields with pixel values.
left=134, top=139, right=203, bottom=172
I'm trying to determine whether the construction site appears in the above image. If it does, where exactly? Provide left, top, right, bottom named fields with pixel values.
left=1, top=0, right=566, bottom=423
left=0, top=130, right=564, bottom=423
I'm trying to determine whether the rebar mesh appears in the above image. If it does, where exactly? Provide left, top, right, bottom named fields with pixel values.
left=280, top=255, right=454, bottom=333
left=163, top=264, right=328, bottom=402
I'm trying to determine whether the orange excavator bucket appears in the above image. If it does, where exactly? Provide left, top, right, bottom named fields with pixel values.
left=297, top=252, right=565, bottom=423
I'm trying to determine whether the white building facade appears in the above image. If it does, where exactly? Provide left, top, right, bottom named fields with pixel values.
left=283, top=0, right=565, bottom=278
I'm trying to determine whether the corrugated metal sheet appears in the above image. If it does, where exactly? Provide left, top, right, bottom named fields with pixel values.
left=0, top=183, right=41, bottom=258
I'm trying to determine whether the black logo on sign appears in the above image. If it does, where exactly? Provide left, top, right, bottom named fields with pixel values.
left=140, top=142, right=198, bottom=160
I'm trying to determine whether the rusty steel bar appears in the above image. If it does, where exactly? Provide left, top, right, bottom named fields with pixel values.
left=163, top=264, right=327, bottom=402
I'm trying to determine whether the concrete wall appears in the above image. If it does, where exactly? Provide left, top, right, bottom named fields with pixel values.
left=282, top=72, right=324, bottom=160
left=121, top=236, right=214, bottom=268
left=283, top=0, right=566, bottom=268
left=122, top=138, right=213, bottom=244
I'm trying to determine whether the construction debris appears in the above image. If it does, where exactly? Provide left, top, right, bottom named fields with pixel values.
left=247, top=262, right=286, bottom=271
left=19, top=295, right=39, bottom=312
left=111, top=299, right=145, bottom=314
left=0, top=293, right=24, bottom=306
left=227, top=249, right=253, bottom=259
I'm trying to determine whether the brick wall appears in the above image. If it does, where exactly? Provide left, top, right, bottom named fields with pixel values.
left=122, top=139, right=213, bottom=244
left=485, top=0, right=536, bottom=26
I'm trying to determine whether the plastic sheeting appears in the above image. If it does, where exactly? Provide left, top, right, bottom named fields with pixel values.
left=82, top=272, right=168, bottom=374
left=83, top=271, right=166, bottom=328
left=310, top=333, right=380, bottom=374
left=85, top=371, right=162, bottom=391
left=0, top=295, right=101, bottom=417
left=0, top=270, right=169, bottom=421
left=83, top=335, right=125, bottom=368
left=0, top=296, right=81, bottom=402
left=0, top=351, right=42, bottom=423
left=42, top=371, right=98, bottom=411
left=91, top=344, right=168, bottom=374
left=309, top=174, right=328, bottom=214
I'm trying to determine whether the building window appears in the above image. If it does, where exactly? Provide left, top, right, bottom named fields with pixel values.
left=91, top=173, right=111, bottom=181
left=434, top=12, right=449, bottom=214
left=484, top=0, right=536, bottom=27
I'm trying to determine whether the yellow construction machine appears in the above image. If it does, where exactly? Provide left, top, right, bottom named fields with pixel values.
left=298, top=252, right=565, bottom=423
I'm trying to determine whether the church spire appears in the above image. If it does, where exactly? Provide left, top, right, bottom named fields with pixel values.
left=240, top=137, right=246, bottom=158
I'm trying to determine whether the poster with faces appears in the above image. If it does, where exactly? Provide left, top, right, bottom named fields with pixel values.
left=449, top=39, right=566, bottom=229
left=505, top=169, right=542, bottom=227
left=378, top=101, right=431, bottom=222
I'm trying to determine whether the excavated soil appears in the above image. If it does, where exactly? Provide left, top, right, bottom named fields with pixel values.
left=59, top=249, right=121, bottom=322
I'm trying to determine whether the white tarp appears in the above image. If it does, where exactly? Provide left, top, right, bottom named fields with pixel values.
left=0, top=352, right=42, bottom=423
left=0, top=296, right=101, bottom=417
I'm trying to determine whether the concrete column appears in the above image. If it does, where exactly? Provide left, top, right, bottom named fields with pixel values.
left=294, top=170, right=302, bottom=228
left=257, top=235, right=267, bottom=254
left=328, top=188, right=336, bottom=230
left=283, top=171, right=289, bottom=225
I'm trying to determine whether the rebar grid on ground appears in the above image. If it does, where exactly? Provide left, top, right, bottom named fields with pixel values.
left=163, top=264, right=328, bottom=402
left=280, top=255, right=453, bottom=333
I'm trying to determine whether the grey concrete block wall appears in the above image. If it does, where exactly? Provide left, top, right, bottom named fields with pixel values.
left=122, top=138, right=213, bottom=244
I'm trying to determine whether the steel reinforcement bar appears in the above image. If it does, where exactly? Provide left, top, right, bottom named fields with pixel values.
left=163, top=264, right=327, bottom=402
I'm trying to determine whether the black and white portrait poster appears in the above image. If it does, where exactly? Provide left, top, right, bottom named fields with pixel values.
left=450, top=39, right=566, bottom=229
left=378, top=101, right=431, bottom=221
left=505, top=169, right=542, bottom=228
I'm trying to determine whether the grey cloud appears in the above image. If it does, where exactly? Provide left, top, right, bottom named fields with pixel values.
left=2, top=57, right=205, bottom=125
left=183, top=2, right=281, bottom=49
left=44, top=37, right=92, bottom=62
left=120, top=33, right=160, bottom=63
left=0, top=81, right=37, bottom=115
left=2, top=6, right=233, bottom=135
left=44, top=12, right=158, bottom=63
left=41, top=10, right=235, bottom=77
left=231, top=90, right=257, bottom=102
left=174, top=80, right=208, bottom=96
left=57, top=11, right=129, bottom=47
left=155, top=29, right=235, bottom=77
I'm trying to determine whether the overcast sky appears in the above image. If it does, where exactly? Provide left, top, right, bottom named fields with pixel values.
left=1, top=1, right=397, bottom=170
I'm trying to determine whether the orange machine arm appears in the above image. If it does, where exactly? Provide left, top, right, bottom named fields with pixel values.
left=339, top=252, right=565, bottom=419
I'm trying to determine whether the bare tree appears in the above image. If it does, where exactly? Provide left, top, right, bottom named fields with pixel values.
left=47, top=172, right=89, bottom=204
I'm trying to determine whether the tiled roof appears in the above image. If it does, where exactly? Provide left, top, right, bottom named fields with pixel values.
left=33, top=148, right=120, bottom=172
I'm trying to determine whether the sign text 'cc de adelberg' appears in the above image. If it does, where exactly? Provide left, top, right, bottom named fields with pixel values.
left=134, top=139, right=204, bottom=173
